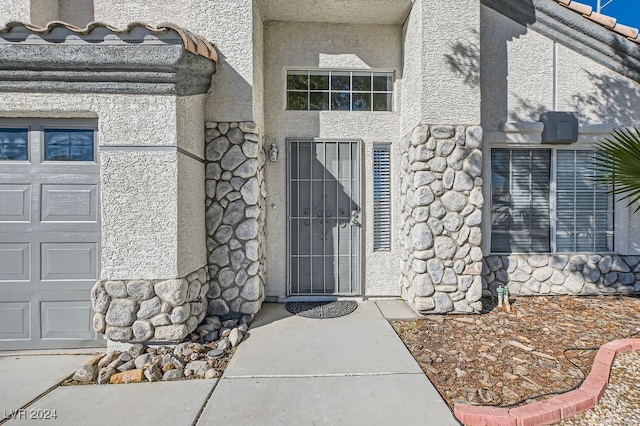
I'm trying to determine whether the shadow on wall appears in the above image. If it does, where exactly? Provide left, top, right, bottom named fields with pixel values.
left=478, top=0, right=534, bottom=130
left=206, top=51, right=255, bottom=123
left=31, top=0, right=96, bottom=26
left=570, top=71, right=640, bottom=126
left=445, top=29, right=480, bottom=88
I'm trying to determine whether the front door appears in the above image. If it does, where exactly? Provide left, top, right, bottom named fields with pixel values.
left=288, top=140, right=361, bottom=295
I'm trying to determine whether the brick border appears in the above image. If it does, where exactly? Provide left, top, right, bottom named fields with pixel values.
left=454, top=339, right=640, bottom=426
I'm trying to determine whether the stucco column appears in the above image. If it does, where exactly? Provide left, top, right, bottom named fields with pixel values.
left=400, top=0, right=484, bottom=313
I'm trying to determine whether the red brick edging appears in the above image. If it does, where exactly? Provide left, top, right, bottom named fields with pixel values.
left=454, top=338, right=640, bottom=426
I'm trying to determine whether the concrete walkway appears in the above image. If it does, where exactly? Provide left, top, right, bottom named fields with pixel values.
left=1, top=301, right=458, bottom=425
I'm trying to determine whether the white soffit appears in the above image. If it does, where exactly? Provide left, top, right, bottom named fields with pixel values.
left=256, top=0, right=413, bottom=25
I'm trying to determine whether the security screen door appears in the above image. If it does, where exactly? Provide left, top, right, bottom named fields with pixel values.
left=288, top=140, right=361, bottom=295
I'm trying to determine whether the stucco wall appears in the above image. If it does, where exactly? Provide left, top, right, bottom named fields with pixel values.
left=58, top=0, right=93, bottom=26
left=188, top=0, right=258, bottom=122
left=263, top=20, right=403, bottom=298
left=3, top=0, right=32, bottom=23
left=177, top=153, right=207, bottom=277
left=481, top=5, right=640, bottom=130
left=30, top=0, right=59, bottom=25
left=100, top=150, right=180, bottom=280
left=92, top=0, right=186, bottom=27
left=176, top=95, right=207, bottom=277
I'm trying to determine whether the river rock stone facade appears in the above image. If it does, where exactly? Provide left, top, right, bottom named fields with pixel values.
left=204, top=121, right=266, bottom=318
left=399, top=124, right=485, bottom=314
left=483, top=254, right=640, bottom=296
left=91, top=266, right=209, bottom=342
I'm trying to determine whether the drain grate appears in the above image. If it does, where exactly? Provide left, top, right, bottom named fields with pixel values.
left=285, top=301, right=358, bottom=319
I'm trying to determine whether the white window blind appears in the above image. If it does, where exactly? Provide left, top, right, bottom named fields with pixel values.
left=556, top=150, right=614, bottom=252
left=491, top=149, right=551, bottom=253
left=491, top=148, right=614, bottom=254
left=373, top=144, right=391, bottom=250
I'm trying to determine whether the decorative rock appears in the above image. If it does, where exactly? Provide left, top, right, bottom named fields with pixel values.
left=411, top=223, right=433, bottom=251
left=106, top=299, right=138, bottom=327
left=127, top=280, right=154, bottom=300
left=154, top=324, right=188, bottom=341
left=134, top=353, right=152, bottom=369
left=144, top=364, right=163, bottom=382
left=155, top=279, right=188, bottom=306
left=110, top=369, right=145, bottom=384
left=171, top=305, right=191, bottom=324
left=208, top=299, right=229, bottom=316
left=91, top=283, right=111, bottom=314
left=104, top=281, right=128, bottom=298
left=434, top=236, right=457, bottom=260
left=116, top=360, right=135, bottom=372
left=93, top=313, right=106, bottom=333
left=138, top=296, right=162, bottom=319
left=206, top=136, right=230, bottom=161
left=97, top=367, right=115, bottom=384
left=209, top=246, right=230, bottom=267
left=73, top=366, right=98, bottom=383
left=150, top=313, right=172, bottom=327
left=414, top=296, right=435, bottom=311
left=433, top=292, right=454, bottom=313
left=441, top=191, right=467, bottom=212
left=132, top=320, right=154, bottom=341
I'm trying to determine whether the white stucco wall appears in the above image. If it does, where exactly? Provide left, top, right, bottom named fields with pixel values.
left=263, top=20, right=403, bottom=298
left=3, top=0, right=32, bottom=23
left=481, top=5, right=640, bottom=130
left=420, top=0, right=481, bottom=125
left=177, top=153, right=206, bottom=277
left=188, top=0, right=258, bottom=122
left=176, top=94, right=207, bottom=276
left=92, top=0, right=186, bottom=27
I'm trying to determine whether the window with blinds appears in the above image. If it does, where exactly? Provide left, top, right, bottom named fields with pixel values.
left=490, top=148, right=614, bottom=254
left=491, top=149, right=551, bottom=253
left=556, top=150, right=614, bottom=252
left=373, top=144, right=391, bottom=250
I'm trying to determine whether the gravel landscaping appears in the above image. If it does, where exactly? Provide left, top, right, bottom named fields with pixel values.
left=65, top=316, right=248, bottom=385
left=391, top=295, right=640, bottom=412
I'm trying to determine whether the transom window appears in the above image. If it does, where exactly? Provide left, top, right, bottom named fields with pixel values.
left=286, top=70, right=394, bottom=112
left=0, top=128, right=29, bottom=160
left=44, top=129, right=95, bottom=161
left=0, top=120, right=96, bottom=163
left=491, top=148, right=613, bottom=254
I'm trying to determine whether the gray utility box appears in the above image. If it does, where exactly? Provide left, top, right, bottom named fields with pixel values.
left=540, top=112, right=579, bottom=144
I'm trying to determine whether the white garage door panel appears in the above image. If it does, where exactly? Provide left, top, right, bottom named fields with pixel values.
left=0, top=242, right=30, bottom=281
left=0, top=301, right=31, bottom=340
left=0, top=183, right=31, bottom=222
left=41, top=184, right=98, bottom=222
left=41, top=300, right=94, bottom=339
left=41, top=242, right=98, bottom=281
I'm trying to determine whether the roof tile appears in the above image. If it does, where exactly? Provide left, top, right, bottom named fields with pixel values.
left=553, top=0, right=640, bottom=45
left=0, top=21, right=218, bottom=62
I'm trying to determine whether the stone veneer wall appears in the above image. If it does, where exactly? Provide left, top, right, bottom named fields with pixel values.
left=483, top=254, right=640, bottom=296
left=399, top=124, right=484, bottom=314
left=204, top=121, right=266, bottom=318
left=92, top=266, right=209, bottom=341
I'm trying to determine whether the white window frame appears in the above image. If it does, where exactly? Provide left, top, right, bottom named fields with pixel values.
left=285, top=69, right=395, bottom=112
left=483, top=140, right=627, bottom=255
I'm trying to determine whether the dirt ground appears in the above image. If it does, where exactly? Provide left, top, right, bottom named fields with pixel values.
left=391, top=295, right=640, bottom=409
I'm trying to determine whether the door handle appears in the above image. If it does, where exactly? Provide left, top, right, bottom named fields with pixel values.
left=351, top=210, right=360, bottom=226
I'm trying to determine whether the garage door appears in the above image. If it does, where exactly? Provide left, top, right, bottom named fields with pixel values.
left=0, top=120, right=104, bottom=350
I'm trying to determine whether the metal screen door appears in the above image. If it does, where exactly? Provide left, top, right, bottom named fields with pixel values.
left=288, top=140, right=361, bottom=295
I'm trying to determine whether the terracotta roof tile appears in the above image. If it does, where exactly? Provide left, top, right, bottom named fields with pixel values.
left=0, top=21, right=218, bottom=61
left=553, top=0, right=640, bottom=44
